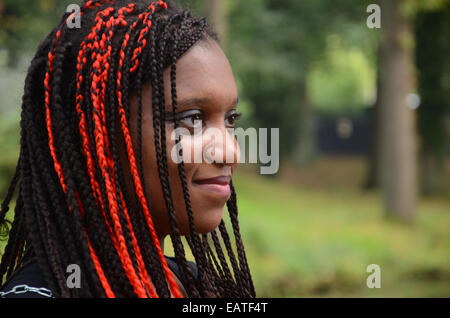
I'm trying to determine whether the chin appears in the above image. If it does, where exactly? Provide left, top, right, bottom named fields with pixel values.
left=190, top=205, right=225, bottom=234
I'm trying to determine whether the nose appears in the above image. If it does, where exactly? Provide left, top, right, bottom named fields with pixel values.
left=203, top=127, right=240, bottom=166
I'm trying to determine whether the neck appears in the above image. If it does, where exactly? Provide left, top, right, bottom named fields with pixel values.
left=157, top=234, right=165, bottom=253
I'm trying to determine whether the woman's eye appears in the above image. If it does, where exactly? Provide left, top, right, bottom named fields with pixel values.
left=165, top=110, right=241, bottom=131
left=225, top=112, right=242, bottom=128
left=176, top=111, right=204, bottom=132
left=181, top=113, right=202, bottom=126
left=165, top=110, right=202, bottom=124
left=164, top=110, right=204, bottom=134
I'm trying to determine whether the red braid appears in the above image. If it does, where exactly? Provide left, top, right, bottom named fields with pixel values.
left=88, top=7, right=151, bottom=298
left=115, top=1, right=182, bottom=298
left=75, top=5, right=156, bottom=297
left=91, top=5, right=160, bottom=296
left=87, top=237, right=115, bottom=297
left=129, top=0, right=167, bottom=73
left=111, top=4, right=164, bottom=297
left=44, top=28, right=115, bottom=297
left=45, top=0, right=182, bottom=298
left=44, top=30, right=65, bottom=192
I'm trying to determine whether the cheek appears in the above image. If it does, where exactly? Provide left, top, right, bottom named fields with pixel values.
left=168, top=132, right=203, bottom=164
left=165, top=134, right=225, bottom=234
left=140, top=126, right=225, bottom=236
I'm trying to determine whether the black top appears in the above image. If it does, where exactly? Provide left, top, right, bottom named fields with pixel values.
left=0, top=256, right=197, bottom=298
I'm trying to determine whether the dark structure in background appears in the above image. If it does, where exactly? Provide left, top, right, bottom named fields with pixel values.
left=415, top=4, right=450, bottom=195
left=316, top=114, right=372, bottom=156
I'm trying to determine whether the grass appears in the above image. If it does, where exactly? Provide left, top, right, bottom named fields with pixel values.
left=231, top=168, right=450, bottom=297
left=1, top=158, right=449, bottom=297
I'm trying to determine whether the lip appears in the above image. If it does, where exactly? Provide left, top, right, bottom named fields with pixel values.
left=192, top=175, right=231, bottom=198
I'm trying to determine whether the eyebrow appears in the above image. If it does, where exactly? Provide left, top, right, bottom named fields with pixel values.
left=170, top=96, right=239, bottom=110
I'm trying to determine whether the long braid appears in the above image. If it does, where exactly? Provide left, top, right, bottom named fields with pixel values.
left=114, top=2, right=181, bottom=297
left=28, top=5, right=116, bottom=297
left=149, top=13, right=205, bottom=297
left=19, top=113, right=59, bottom=294
left=78, top=43, right=129, bottom=297
left=218, top=220, right=246, bottom=295
left=45, top=3, right=118, bottom=297
left=210, top=229, right=236, bottom=294
left=168, top=14, right=225, bottom=297
left=45, top=22, right=113, bottom=297
left=88, top=6, right=153, bottom=298
left=96, top=5, right=163, bottom=297
left=0, top=161, right=20, bottom=234
left=202, top=233, right=227, bottom=296
left=45, top=36, right=97, bottom=297
left=22, top=53, right=70, bottom=294
left=133, top=34, right=174, bottom=298
left=109, top=41, right=171, bottom=297
left=0, top=196, right=23, bottom=280
left=165, top=17, right=205, bottom=297
left=227, top=181, right=256, bottom=297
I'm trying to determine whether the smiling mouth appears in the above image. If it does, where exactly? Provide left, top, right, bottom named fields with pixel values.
left=192, top=175, right=231, bottom=198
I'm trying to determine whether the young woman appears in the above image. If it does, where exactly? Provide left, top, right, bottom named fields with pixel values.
left=0, top=0, right=255, bottom=298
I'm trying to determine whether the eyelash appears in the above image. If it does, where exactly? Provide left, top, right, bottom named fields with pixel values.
left=225, top=112, right=242, bottom=128
left=165, top=110, right=242, bottom=129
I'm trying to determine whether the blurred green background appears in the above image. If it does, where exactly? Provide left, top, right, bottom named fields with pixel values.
left=0, top=0, right=449, bottom=297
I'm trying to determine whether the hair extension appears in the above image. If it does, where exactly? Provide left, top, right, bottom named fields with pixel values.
left=165, top=15, right=208, bottom=297
left=169, top=40, right=226, bottom=299
left=0, top=162, right=19, bottom=233
left=0, top=0, right=255, bottom=298
left=114, top=4, right=181, bottom=297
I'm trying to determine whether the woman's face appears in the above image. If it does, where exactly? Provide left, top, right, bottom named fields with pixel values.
left=124, top=38, right=240, bottom=240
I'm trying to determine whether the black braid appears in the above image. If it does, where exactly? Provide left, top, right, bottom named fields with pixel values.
left=227, top=181, right=255, bottom=296
left=168, top=13, right=224, bottom=297
left=117, top=14, right=173, bottom=296
left=0, top=161, right=19, bottom=222
left=148, top=14, right=197, bottom=296
left=47, top=32, right=109, bottom=296
left=133, top=30, right=172, bottom=297
left=105, top=42, right=160, bottom=297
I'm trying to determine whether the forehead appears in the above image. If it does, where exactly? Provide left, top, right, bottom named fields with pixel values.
left=162, top=39, right=238, bottom=108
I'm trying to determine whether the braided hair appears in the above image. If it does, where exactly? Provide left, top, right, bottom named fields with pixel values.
left=0, top=0, right=255, bottom=298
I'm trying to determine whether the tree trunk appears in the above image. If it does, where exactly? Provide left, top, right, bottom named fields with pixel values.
left=206, top=0, right=229, bottom=49
left=421, top=152, right=444, bottom=195
left=365, top=46, right=382, bottom=189
left=378, top=0, right=418, bottom=222
left=292, top=79, right=316, bottom=166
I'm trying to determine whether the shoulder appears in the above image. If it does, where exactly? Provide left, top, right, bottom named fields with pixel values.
left=0, top=257, right=197, bottom=298
left=0, top=262, right=54, bottom=298
left=164, top=256, right=198, bottom=282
